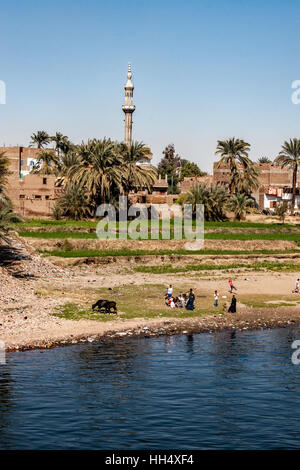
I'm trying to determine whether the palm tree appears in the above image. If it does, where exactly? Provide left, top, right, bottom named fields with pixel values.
left=275, top=138, right=300, bottom=215
left=234, top=163, right=260, bottom=195
left=56, top=185, right=92, bottom=220
left=29, top=131, right=50, bottom=149
left=0, top=202, right=21, bottom=239
left=215, top=138, right=251, bottom=194
left=178, top=183, right=228, bottom=221
left=31, top=150, right=60, bottom=174
left=59, top=138, right=74, bottom=156
left=258, top=156, right=272, bottom=164
left=51, top=132, right=69, bottom=156
left=118, top=141, right=157, bottom=194
left=228, top=193, right=253, bottom=221
left=0, top=151, right=10, bottom=190
left=68, top=139, right=123, bottom=205
left=0, top=152, right=22, bottom=238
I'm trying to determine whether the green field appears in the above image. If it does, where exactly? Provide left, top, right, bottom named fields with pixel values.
left=18, top=230, right=300, bottom=241
left=38, top=248, right=300, bottom=258
left=14, top=219, right=300, bottom=230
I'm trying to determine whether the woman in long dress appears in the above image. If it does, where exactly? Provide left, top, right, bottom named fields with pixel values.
left=228, top=295, right=237, bottom=313
left=185, top=289, right=195, bottom=310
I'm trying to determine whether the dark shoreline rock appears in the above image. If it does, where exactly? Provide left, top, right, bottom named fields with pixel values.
left=5, top=316, right=300, bottom=353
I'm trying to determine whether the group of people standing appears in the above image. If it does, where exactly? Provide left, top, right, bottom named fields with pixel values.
left=165, top=285, right=196, bottom=310
left=165, top=278, right=237, bottom=314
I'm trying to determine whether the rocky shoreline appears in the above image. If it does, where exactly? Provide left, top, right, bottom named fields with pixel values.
left=5, top=307, right=300, bottom=353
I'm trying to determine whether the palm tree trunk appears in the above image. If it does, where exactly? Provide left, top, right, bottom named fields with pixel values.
left=230, top=158, right=235, bottom=194
left=291, top=165, right=297, bottom=215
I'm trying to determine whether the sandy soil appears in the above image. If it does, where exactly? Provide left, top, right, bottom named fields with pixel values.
left=28, top=237, right=298, bottom=253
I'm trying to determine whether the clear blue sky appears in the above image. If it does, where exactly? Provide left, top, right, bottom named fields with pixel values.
left=0, top=0, right=300, bottom=172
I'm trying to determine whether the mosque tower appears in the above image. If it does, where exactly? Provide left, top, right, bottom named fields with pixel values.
left=122, top=63, right=135, bottom=146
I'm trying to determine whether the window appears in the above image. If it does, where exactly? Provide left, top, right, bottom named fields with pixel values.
left=45, top=195, right=50, bottom=200
left=43, top=177, right=47, bottom=185
left=34, top=195, right=41, bottom=199
left=19, top=195, right=25, bottom=199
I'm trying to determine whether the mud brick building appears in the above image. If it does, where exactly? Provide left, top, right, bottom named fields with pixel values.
left=6, top=173, right=58, bottom=217
left=1, top=146, right=58, bottom=217
left=213, top=162, right=300, bottom=211
left=0, top=146, right=45, bottom=177
left=178, top=175, right=213, bottom=193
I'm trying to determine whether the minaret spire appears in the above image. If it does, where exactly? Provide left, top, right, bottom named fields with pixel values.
left=122, top=63, right=136, bottom=146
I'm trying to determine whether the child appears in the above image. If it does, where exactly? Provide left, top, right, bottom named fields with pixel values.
left=214, top=290, right=219, bottom=307
left=178, top=294, right=186, bottom=308
left=228, top=278, right=237, bottom=293
left=167, top=284, right=173, bottom=298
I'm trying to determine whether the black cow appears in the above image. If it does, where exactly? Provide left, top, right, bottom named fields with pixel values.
left=92, top=299, right=117, bottom=314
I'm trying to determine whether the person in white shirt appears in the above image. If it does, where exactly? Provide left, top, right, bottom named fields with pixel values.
left=167, top=285, right=173, bottom=298
left=295, top=279, right=300, bottom=293
left=214, top=290, right=219, bottom=307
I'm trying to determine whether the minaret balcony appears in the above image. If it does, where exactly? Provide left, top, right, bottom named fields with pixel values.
left=122, top=105, right=136, bottom=113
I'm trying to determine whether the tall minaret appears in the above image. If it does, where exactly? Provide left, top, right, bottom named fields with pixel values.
left=122, top=63, right=135, bottom=146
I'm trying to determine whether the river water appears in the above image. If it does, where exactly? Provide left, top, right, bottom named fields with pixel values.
left=1, top=327, right=300, bottom=449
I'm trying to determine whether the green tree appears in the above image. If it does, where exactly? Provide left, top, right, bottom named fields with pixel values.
left=157, top=144, right=181, bottom=194
left=228, top=193, right=254, bottom=221
left=215, top=138, right=251, bottom=194
left=29, top=131, right=50, bottom=149
left=180, top=159, right=207, bottom=178
left=275, top=138, right=300, bottom=215
left=274, top=201, right=289, bottom=224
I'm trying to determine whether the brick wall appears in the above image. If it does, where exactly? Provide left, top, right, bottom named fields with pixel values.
left=6, top=174, right=57, bottom=217
left=0, top=146, right=56, bottom=176
left=213, top=162, right=300, bottom=188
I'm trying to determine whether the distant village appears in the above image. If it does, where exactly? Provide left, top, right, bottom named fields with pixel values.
left=3, top=143, right=300, bottom=218
left=2, top=65, right=300, bottom=218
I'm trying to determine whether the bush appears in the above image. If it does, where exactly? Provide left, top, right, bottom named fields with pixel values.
left=61, top=239, right=73, bottom=251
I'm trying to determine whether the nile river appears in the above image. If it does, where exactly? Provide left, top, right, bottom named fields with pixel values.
left=1, top=327, right=300, bottom=449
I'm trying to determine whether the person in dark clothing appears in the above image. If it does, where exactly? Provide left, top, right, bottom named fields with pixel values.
left=228, top=294, right=237, bottom=313
left=186, top=289, right=195, bottom=310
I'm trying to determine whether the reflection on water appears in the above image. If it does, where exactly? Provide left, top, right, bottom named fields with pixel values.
left=1, top=327, right=300, bottom=449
